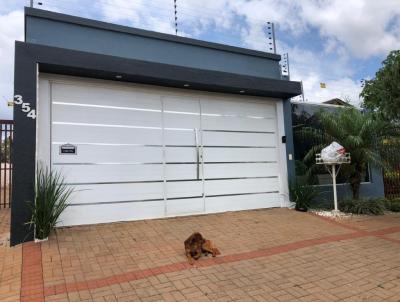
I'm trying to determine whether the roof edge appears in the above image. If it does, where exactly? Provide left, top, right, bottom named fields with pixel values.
left=25, top=7, right=281, bottom=61
left=15, top=41, right=300, bottom=99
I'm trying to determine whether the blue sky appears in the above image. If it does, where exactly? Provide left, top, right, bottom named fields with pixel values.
left=1, top=0, right=399, bottom=119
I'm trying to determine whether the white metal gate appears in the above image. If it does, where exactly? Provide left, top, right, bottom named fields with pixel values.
left=37, top=75, right=288, bottom=226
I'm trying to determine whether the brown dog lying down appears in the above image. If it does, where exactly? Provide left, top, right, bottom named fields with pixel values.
left=184, top=232, right=220, bottom=264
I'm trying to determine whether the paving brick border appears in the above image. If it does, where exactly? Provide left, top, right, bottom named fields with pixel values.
left=19, top=213, right=400, bottom=300
left=376, top=234, right=400, bottom=244
left=21, top=242, right=44, bottom=302
left=309, top=212, right=400, bottom=239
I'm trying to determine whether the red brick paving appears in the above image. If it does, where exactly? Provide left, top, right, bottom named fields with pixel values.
left=1, top=208, right=400, bottom=301
left=41, top=223, right=399, bottom=298
left=375, top=234, right=400, bottom=245
left=21, top=242, right=44, bottom=302
left=0, top=209, right=22, bottom=302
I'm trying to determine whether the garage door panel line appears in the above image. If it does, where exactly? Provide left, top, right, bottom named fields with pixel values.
left=53, top=101, right=277, bottom=120
left=65, top=176, right=279, bottom=185
left=53, top=161, right=278, bottom=165
left=68, top=191, right=280, bottom=206
left=53, top=142, right=277, bottom=148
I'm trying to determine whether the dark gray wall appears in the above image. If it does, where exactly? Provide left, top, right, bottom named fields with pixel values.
left=283, top=99, right=296, bottom=183
left=315, top=166, right=384, bottom=204
left=25, top=12, right=281, bottom=79
left=11, top=45, right=37, bottom=245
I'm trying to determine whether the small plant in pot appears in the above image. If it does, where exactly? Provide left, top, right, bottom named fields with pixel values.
left=289, top=182, right=318, bottom=212
left=27, top=165, right=73, bottom=241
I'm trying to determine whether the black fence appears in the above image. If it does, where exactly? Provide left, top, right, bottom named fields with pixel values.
left=382, top=144, right=400, bottom=199
left=0, top=120, right=13, bottom=208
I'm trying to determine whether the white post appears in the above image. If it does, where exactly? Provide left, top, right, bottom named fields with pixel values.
left=332, top=164, right=339, bottom=213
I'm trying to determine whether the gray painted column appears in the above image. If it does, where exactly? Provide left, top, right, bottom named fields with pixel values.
left=10, top=43, right=37, bottom=246
left=283, top=99, right=295, bottom=185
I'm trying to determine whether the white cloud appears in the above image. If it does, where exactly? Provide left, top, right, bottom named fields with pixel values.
left=280, top=44, right=362, bottom=104
left=98, top=0, right=237, bottom=37
left=300, top=0, right=400, bottom=58
left=0, top=10, right=24, bottom=119
left=219, top=0, right=398, bottom=104
left=0, top=0, right=27, bottom=14
left=232, top=0, right=400, bottom=58
left=295, top=73, right=362, bottom=106
left=100, top=0, right=146, bottom=25
left=1, top=0, right=398, bottom=115
left=99, top=0, right=177, bottom=35
left=231, top=0, right=306, bottom=36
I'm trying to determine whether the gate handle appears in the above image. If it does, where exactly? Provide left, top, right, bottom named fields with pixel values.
left=194, top=128, right=200, bottom=180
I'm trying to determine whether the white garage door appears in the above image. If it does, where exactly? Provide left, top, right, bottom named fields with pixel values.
left=37, top=75, right=288, bottom=226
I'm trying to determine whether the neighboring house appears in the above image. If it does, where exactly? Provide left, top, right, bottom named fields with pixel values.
left=323, top=98, right=351, bottom=106
left=11, top=8, right=302, bottom=245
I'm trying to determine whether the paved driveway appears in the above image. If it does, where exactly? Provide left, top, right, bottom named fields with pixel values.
left=1, top=208, right=400, bottom=302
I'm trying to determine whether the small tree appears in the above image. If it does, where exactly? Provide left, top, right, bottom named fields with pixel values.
left=301, top=107, right=399, bottom=199
left=361, top=50, right=400, bottom=122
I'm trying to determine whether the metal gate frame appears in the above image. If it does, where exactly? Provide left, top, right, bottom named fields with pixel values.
left=0, top=120, right=13, bottom=208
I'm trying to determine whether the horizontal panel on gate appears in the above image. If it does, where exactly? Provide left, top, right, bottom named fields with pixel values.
left=201, top=99, right=276, bottom=118
left=205, top=193, right=282, bottom=214
left=53, top=164, right=163, bottom=183
left=165, top=164, right=201, bottom=180
left=166, top=180, right=203, bottom=198
left=165, top=147, right=197, bottom=162
left=59, top=200, right=166, bottom=226
left=52, top=124, right=163, bottom=145
left=67, top=182, right=164, bottom=205
left=204, top=163, right=279, bottom=178
left=201, top=115, right=276, bottom=132
left=163, top=96, right=200, bottom=113
left=204, top=178, right=279, bottom=196
left=52, top=83, right=162, bottom=111
left=166, top=197, right=204, bottom=215
left=202, top=147, right=277, bottom=162
left=164, top=113, right=200, bottom=129
left=52, top=103, right=162, bottom=128
left=164, top=129, right=198, bottom=145
left=53, top=144, right=163, bottom=164
left=202, top=131, right=277, bottom=147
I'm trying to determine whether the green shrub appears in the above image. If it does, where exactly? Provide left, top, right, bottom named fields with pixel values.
left=383, top=198, right=400, bottom=212
left=339, top=198, right=385, bottom=215
left=27, top=166, right=73, bottom=240
left=289, top=182, right=318, bottom=212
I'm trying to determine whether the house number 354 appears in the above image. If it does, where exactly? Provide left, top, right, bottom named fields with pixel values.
left=14, top=95, right=37, bottom=119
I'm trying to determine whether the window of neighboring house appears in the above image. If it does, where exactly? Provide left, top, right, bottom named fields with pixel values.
left=291, top=102, right=370, bottom=185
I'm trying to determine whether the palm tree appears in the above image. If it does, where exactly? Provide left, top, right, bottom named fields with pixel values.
left=300, top=107, right=399, bottom=199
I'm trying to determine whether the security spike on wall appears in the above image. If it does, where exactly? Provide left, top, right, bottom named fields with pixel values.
left=174, top=0, right=178, bottom=35
left=265, top=22, right=276, bottom=54
left=280, top=53, right=290, bottom=80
